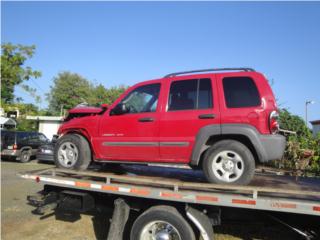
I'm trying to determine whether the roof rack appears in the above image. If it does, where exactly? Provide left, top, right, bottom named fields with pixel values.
left=164, top=68, right=255, bottom=78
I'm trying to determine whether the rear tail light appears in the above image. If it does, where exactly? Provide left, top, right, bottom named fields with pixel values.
left=13, top=144, right=18, bottom=150
left=269, top=110, right=279, bottom=134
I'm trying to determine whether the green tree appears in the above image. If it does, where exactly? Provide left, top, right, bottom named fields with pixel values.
left=278, top=109, right=320, bottom=173
left=279, top=109, right=313, bottom=143
left=89, top=84, right=109, bottom=106
left=101, top=85, right=127, bottom=105
left=47, top=72, right=128, bottom=114
left=16, top=119, right=38, bottom=131
left=1, top=43, right=41, bottom=104
left=89, top=84, right=127, bottom=106
left=47, top=72, right=94, bottom=114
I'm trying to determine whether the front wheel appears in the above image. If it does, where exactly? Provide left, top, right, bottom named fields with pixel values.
left=130, top=205, right=195, bottom=240
left=202, top=140, right=255, bottom=185
left=54, top=134, right=91, bottom=170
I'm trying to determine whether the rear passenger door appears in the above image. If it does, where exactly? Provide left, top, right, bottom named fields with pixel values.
left=17, top=132, right=30, bottom=148
left=159, top=76, right=220, bottom=163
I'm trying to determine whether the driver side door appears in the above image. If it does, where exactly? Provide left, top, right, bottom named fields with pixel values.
left=98, top=82, right=162, bottom=162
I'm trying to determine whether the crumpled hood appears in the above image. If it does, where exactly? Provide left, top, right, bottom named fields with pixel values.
left=68, top=106, right=103, bottom=114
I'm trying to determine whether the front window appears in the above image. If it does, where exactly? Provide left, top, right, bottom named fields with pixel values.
left=120, top=83, right=161, bottom=113
left=38, top=133, right=48, bottom=142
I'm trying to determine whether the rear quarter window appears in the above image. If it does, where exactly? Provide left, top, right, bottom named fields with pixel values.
left=2, top=132, right=15, bottom=145
left=223, top=77, right=261, bottom=108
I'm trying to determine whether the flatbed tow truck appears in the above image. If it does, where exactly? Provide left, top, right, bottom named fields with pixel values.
left=19, top=164, right=320, bottom=240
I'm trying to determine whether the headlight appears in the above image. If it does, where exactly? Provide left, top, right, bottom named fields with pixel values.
left=43, top=149, right=53, bottom=154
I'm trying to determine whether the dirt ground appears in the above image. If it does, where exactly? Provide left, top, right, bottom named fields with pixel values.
left=1, top=160, right=318, bottom=240
left=1, top=160, right=98, bottom=240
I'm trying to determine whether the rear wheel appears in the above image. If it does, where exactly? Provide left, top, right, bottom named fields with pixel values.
left=19, top=150, right=31, bottom=163
left=203, top=140, right=255, bottom=185
left=130, top=205, right=195, bottom=240
left=54, top=134, right=91, bottom=170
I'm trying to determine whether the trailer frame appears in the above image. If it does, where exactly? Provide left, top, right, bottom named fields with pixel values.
left=19, top=167, right=320, bottom=240
left=19, top=167, right=320, bottom=216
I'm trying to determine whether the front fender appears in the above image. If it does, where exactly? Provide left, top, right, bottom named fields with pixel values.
left=60, top=128, right=91, bottom=141
left=58, top=128, right=96, bottom=158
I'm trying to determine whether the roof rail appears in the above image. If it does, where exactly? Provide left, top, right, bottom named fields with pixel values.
left=164, top=68, right=255, bottom=78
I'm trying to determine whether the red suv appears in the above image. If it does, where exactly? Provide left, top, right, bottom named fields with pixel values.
left=55, top=68, right=285, bottom=185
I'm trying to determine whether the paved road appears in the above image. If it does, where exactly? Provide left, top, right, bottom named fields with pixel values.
left=1, top=160, right=318, bottom=240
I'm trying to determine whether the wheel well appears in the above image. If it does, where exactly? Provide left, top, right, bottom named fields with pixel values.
left=63, top=131, right=95, bottom=160
left=20, top=147, right=32, bottom=153
left=198, top=134, right=259, bottom=166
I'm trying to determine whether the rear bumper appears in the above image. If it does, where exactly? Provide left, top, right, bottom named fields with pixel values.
left=259, top=134, right=286, bottom=162
left=1, top=149, right=20, bottom=157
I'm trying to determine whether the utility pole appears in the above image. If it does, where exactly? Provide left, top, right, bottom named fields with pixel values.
left=305, top=100, right=315, bottom=126
left=60, top=104, right=64, bottom=117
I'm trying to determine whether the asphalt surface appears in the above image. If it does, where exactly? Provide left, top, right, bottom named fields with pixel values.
left=1, top=159, right=319, bottom=240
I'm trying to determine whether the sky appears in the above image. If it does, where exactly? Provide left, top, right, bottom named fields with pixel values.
left=1, top=1, right=320, bottom=123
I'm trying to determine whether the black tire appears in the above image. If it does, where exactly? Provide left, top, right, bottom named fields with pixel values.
left=202, top=140, right=255, bottom=185
left=19, top=150, right=31, bottom=163
left=130, top=205, right=195, bottom=240
left=54, top=134, right=91, bottom=170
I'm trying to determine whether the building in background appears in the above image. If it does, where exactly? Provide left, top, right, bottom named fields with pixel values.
left=0, top=108, right=16, bottom=129
left=26, top=116, right=63, bottom=140
left=0, top=116, right=16, bottom=129
left=310, top=120, right=320, bottom=137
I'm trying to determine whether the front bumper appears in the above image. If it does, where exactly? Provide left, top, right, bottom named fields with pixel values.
left=259, top=134, right=286, bottom=162
left=36, top=153, right=54, bottom=162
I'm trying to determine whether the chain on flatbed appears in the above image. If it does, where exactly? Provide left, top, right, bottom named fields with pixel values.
left=19, top=167, right=320, bottom=216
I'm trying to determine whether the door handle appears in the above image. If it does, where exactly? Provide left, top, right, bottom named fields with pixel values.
left=138, top=117, right=154, bottom=122
left=198, top=114, right=216, bottom=119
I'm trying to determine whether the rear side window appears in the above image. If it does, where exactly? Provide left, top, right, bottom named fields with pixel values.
left=168, top=78, right=213, bottom=111
left=28, top=133, right=39, bottom=143
left=17, top=132, right=30, bottom=143
left=223, top=77, right=261, bottom=108
left=198, top=79, right=213, bottom=109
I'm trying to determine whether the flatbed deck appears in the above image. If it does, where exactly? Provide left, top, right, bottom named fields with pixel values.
left=19, top=164, right=320, bottom=216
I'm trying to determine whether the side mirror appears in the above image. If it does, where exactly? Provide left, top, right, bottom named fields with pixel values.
left=52, top=135, right=59, bottom=143
left=110, top=103, right=129, bottom=115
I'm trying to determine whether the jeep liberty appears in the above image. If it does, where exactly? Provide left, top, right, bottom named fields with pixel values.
left=54, top=68, right=286, bottom=185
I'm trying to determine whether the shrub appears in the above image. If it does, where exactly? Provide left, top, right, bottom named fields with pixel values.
left=275, top=109, right=320, bottom=174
